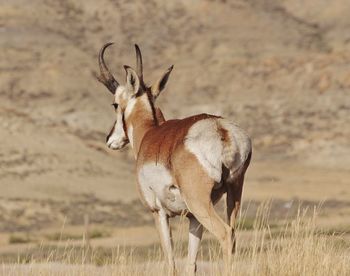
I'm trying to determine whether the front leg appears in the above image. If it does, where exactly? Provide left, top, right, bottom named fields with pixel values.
left=187, top=215, right=203, bottom=275
left=153, top=208, right=176, bottom=275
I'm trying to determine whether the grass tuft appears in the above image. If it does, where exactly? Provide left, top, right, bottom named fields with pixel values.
left=1, top=204, right=350, bottom=275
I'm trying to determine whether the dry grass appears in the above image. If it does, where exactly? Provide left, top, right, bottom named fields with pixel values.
left=1, top=203, right=349, bottom=275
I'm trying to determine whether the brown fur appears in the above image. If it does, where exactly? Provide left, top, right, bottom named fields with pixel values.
left=126, top=97, right=250, bottom=273
left=108, top=66, right=251, bottom=274
left=155, top=108, right=165, bottom=124
left=137, top=113, right=221, bottom=167
left=218, top=126, right=229, bottom=142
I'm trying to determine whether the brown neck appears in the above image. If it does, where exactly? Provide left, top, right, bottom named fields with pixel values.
left=125, top=93, right=158, bottom=157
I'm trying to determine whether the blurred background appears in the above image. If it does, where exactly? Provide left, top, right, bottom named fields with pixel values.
left=0, top=0, right=349, bottom=259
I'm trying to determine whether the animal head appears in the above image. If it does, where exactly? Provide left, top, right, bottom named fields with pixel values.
left=97, top=43, right=172, bottom=150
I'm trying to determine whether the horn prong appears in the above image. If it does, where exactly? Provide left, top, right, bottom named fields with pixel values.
left=97, top=42, right=119, bottom=94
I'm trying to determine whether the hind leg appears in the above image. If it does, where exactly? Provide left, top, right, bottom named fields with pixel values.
left=183, top=183, right=233, bottom=274
left=174, top=148, right=246, bottom=274
left=226, top=174, right=244, bottom=254
left=226, top=152, right=251, bottom=253
left=177, top=170, right=233, bottom=274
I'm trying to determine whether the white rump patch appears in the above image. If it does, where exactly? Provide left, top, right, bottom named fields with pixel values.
left=218, top=119, right=251, bottom=172
left=184, top=119, right=223, bottom=182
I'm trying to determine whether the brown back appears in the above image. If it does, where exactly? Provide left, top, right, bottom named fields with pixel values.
left=138, top=113, right=220, bottom=166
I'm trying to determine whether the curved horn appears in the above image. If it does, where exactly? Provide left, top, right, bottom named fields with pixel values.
left=97, top=42, right=119, bottom=94
left=134, top=44, right=144, bottom=83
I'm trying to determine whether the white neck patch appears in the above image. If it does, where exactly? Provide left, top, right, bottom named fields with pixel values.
left=125, top=97, right=137, bottom=119
left=124, top=94, right=152, bottom=120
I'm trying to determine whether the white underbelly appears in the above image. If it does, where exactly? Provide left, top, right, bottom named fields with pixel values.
left=138, top=163, right=187, bottom=215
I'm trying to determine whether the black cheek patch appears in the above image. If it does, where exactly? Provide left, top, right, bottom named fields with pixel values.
left=106, top=122, right=116, bottom=142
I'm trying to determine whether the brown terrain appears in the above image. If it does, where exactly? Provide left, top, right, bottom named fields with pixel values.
left=0, top=0, right=350, bottom=272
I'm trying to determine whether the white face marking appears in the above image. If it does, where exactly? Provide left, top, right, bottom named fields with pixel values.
left=185, top=119, right=223, bottom=182
left=106, top=108, right=128, bottom=150
left=114, top=86, right=128, bottom=103
left=109, top=87, right=154, bottom=153
left=138, top=163, right=186, bottom=213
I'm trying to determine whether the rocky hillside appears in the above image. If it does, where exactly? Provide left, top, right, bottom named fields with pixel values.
left=1, top=0, right=349, bottom=202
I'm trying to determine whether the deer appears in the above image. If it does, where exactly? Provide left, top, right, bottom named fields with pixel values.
left=97, top=43, right=252, bottom=275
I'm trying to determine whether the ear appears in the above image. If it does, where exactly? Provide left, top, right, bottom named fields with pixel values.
left=151, top=65, right=174, bottom=100
left=124, top=65, right=140, bottom=95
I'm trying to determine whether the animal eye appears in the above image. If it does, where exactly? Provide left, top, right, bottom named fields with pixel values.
left=112, top=103, right=118, bottom=109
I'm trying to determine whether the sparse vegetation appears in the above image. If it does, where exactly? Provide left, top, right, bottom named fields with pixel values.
left=237, top=217, right=255, bottom=230
left=89, top=228, right=110, bottom=239
left=8, top=234, right=31, bottom=244
left=1, top=206, right=349, bottom=275
left=45, top=232, right=82, bottom=241
left=1, top=0, right=350, bottom=275
left=45, top=228, right=110, bottom=241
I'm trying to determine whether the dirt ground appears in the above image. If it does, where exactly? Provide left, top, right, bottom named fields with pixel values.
left=0, top=0, right=349, bottom=259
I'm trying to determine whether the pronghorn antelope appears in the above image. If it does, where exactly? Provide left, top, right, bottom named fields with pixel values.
left=97, top=43, right=252, bottom=275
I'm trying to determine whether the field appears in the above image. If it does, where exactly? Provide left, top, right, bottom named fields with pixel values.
left=0, top=0, right=350, bottom=275
left=0, top=204, right=349, bottom=275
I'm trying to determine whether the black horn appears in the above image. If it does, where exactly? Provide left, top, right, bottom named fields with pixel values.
left=97, top=42, right=119, bottom=94
left=135, top=44, right=144, bottom=85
